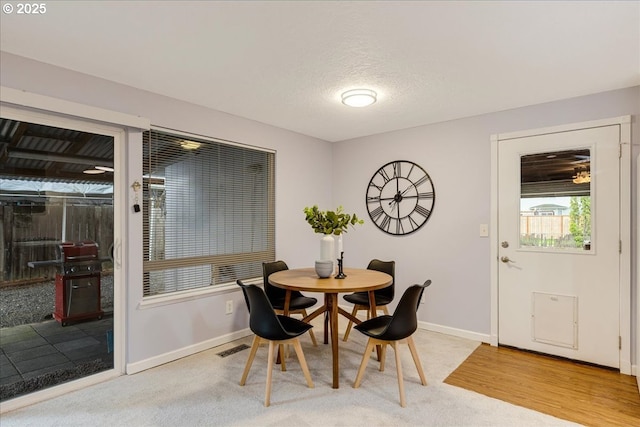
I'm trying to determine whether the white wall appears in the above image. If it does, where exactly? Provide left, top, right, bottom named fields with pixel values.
left=1, top=51, right=638, bottom=369
left=332, top=88, right=639, bottom=342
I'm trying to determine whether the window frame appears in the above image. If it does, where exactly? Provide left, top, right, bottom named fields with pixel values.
left=140, top=126, right=275, bottom=306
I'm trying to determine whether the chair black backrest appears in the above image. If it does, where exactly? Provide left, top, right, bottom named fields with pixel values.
left=262, top=260, right=289, bottom=301
left=380, top=280, right=432, bottom=341
left=237, top=280, right=289, bottom=341
left=367, top=259, right=395, bottom=300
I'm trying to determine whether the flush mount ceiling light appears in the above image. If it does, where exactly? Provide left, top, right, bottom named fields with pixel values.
left=341, top=89, right=377, bottom=107
left=95, top=165, right=115, bottom=172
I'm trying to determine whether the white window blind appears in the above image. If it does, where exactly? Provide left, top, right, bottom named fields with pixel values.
left=142, top=128, right=275, bottom=297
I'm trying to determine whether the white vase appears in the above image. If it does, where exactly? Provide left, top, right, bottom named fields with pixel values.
left=320, top=234, right=335, bottom=273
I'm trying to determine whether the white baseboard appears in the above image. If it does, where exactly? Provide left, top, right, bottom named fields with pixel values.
left=126, top=321, right=490, bottom=376
left=420, top=322, right=637, bottom=378
left=126, top=328, right=252, bottom=375
left=419, top=321, right=491, bottom=344
left=0, top=369, right=119, bottom=414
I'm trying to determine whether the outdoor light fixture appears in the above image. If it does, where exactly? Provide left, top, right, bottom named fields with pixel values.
left=341, top=89, right=377, bottom=107
left=83, top=168, right=105, bottom=175
left=95, top=165, right=115, bottom=172
left=180, top=140, right=201, bottom=150
left=572, top=169, right=591, bottom=184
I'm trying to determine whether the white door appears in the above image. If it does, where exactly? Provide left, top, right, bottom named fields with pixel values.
left=498, top=124, right=621, bottom=368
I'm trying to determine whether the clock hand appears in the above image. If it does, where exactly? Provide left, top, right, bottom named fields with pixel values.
left=388, top=191, right=403, bottom=207
left=399, top=184, right=415, bottom=196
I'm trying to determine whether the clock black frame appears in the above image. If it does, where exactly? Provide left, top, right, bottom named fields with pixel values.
left=365, top=160, right=435, bottom=236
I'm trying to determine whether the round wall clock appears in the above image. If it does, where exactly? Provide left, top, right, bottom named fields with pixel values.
left=365, top=160, right=436, bottom=235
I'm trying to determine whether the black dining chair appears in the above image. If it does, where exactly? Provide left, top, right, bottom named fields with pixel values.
left=237, top=280, right=314, bottom=407
left=342, top=259, right=395, bottom=342
left=352, top=280, right=431, bottom=407
left=263, top=260, right=318, bottom=346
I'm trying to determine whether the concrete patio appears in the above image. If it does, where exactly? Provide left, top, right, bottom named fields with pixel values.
left=0, top=315, right=113, bottom=401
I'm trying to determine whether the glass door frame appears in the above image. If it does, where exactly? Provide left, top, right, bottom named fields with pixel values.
left=0, top=87, right=148, bottom=411
left=489, top=116, right=633, bottom=375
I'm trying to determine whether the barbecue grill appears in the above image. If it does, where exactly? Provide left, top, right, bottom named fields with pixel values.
left=53, top=240, right=104, bottom=325
left=27, top=240, right=105, bottom=326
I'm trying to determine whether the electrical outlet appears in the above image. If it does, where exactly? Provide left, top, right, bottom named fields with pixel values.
left=225, top=300, right=233, bottom=315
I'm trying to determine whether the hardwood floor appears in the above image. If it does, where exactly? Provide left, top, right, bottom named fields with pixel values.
left=444, top=344, right=640, bottom=427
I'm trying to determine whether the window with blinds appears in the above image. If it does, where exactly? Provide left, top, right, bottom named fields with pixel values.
left=142, top=128, right=275, bottom=297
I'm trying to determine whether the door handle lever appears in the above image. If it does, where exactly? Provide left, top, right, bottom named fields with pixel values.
left=500, top=256, right=515, bottom=263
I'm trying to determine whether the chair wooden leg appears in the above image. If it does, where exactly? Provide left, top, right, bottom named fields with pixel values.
left=324, top=309, right=329, bottom=344
left=343, top=305, right=360, bottom=341
left=379, top=342, right=387, bottom=372
left=391, top=341, right=406, bottom=407
left=291, top=338, right=314, bottom=388
left=240, top=335, right=261, bottom=385
left=265, top=341, right=277, bottom=407
left=278, top=344, right=287, bottom=371
left=301, top=309, right=318, bottom=346
left=407, top=335, right=427, bottom=385
left=353, top=338, right=376, bottom=388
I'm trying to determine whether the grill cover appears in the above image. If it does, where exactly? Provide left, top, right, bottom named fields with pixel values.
left=57, top=241, right=99, bottom=262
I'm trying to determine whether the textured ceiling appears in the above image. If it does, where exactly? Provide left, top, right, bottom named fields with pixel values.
left=1, top=1, right=638, bottom=142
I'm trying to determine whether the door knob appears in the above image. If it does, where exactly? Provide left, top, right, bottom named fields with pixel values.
left=500, top=256, right=514, bottom=263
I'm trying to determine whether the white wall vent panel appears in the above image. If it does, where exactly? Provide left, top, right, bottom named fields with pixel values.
left=531, top=292, right=578, bottom=349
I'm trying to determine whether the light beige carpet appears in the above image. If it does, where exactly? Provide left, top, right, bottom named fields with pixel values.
left=2, top=318, right=582, bottom=426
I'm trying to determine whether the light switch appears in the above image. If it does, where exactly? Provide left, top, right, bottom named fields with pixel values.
left=479, top=224, right=489, bottom=237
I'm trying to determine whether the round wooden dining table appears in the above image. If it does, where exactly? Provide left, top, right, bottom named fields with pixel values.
left=268, top=267, right=392, bottom=388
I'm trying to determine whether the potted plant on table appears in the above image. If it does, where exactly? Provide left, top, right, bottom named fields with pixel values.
left=303, top=205, right=364, bottom=276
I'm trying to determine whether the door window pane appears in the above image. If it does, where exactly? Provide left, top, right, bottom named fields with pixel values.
left=520, top=149, right=591, bottom=250
left=0, top=117, right=114, bottom=400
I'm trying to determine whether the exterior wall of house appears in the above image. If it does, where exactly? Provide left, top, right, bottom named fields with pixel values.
left=1, top=51, right=638, bottom=370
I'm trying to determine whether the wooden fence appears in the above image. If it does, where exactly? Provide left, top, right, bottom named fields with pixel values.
left=0, top=203, right=114, bottom=285
left=520, top=214, right=571, bottom=239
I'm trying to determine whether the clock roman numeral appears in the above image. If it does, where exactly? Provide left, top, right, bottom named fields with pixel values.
left=380, top=214, right=391, bottom=231
left=418, top=191, right=434, bottom=199
left=413, top=174, right=431, bottom=187
left=406, top=162, right=416, bottom=177
left=368, top=181, right=383, bottom=191
left=369, top=206, right=384, bottom=221
left=414, top=204, right=431, bottom=218
left=367, top=195, right=381, bottom=203
left=392, top=161, right=401, bottom=179
left=408, top=215, right=420, bottom=230
left=378, top=168, right=391, bottom=183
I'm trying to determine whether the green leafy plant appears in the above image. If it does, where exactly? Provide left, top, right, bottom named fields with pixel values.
left=569, top=196, right=591, bottom=248
left=303, top=205, right=364, bottom=235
